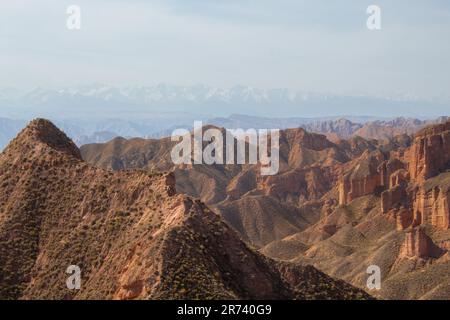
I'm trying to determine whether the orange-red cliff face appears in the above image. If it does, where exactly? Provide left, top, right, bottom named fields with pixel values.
left=338, top=151, right=385, bottom=205
left=398, top=227, right=444, bottom=259
left=283, top=121, right=450, bottom=299
left=411, top=185, right=450, bottom=230
left=407, top=121, right=450, bottom=183
left=337, top=120, right=450, bottom=232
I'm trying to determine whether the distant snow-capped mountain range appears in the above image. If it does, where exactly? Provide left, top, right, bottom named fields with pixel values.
left=2, top=84, right=333, bottom=105
left=0, top=84, right=449, bottom=149
left=1, top=84, right=449, bottom=120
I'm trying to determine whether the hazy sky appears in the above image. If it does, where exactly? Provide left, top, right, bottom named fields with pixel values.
left=1, top=0, right=449, bottom=99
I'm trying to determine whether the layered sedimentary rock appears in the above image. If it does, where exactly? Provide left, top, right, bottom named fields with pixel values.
left=380, top=168, right=410, bottom=215
left=412, top=186, right=450, bottom=230
left=338, top=151, right=385, bottom=205
left=389, top=169, right=409, bottom=188
left=395, top=207, right=414, bottom=231
left=259, top=166, right=335, bottom=204
left=337, top=121, right=450, bottom=232
left=378, top=159, right=405, bottom=188
left=381, top=184, right=408, bottom=214
left=407, top=121, right=450, bottom=183
left=398, top=227, right=443, bottom=259
left=339, top=153, right=409, bottom=206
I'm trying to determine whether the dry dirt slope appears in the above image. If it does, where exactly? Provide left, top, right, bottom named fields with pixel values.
left=262, top=194, right=450, bottom=300
left=0, top=119, right=371, bottom=300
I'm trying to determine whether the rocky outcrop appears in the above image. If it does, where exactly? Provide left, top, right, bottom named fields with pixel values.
left=381, top=172, right=450, bottom=231
left=338, top=121, right=450, bottom=232
left=380, top=168, right=410, bottom=215
left=339, top=176, right=379, bottom=205
left=389, top=169, right=409, bottom=188
left=412, top=186, right=450, bottom=230
left=260, top=166, right=334, bottom=204
left=381, top=184, right=408, bottom=214
left=5, top=118, right=82, bottom=161
left=378, top=159, right=406, bottom=188
left=395, top=207, right=414, bottom=231
left=398, top=227, right=444, bottom=259
left=338, top=151, right=385, bottom=205
left=338, top=145, right=410, bottom=214
left=280, top=128, right=336, bottom=153
left=408, top=121, right=450, bottom=183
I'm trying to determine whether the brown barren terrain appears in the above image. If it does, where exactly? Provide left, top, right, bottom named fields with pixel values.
left=81, top=118, right=450, bottom=299
left=0, top=119, right=370, bottom=300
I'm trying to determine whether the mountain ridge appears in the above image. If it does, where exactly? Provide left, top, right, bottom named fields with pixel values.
left=1, top=115, right=448, bottom=151
left=0, top=119, right=371, bottom=300
left=80, top=118, right=450, bottom=299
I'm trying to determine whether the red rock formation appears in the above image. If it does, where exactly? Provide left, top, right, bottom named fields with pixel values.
left=389, top=169, right=409, bottom=188
left=339, top=175, right=381, bottom=205
left=337, top=122, right=450, bottom=230
left=338, top=121, right=450, bottom=232
left=381, top=173, right=450, bottom=231
left=338, top=151, right=385, bottom=205
left=407, top=121, right=450, bottom=183
left=381, top=184, right=407, bottom=214
left=261, top=166, right=334, bottom=204
left=280, top=128, right=336, bottom=153
left=412, top=186, right=450, bottom=230
left=378, top=158, right=405, bottom=188
left=399, top=227, right=444, bottom=259
left=380, top=168, right=409, bottom=213
left=396, top=207, right=413, bottom=231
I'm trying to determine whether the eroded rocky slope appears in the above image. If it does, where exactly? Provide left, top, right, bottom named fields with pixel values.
left=0, top=119, right=370, bottom=300
left=80, top=119, right=450, bottom=299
